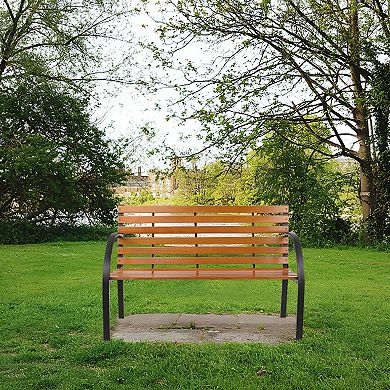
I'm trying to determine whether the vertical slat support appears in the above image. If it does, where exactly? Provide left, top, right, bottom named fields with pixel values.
left=151, top=212, right=155, bottom=270
left=117, top=213, right=124, bottom=319
left=194, top=212, right=199, bottom=268
left=252, top=212, right=255, bottom=269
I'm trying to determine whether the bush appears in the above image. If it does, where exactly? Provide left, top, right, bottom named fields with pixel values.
left=0, top=221, right=114, bottom=245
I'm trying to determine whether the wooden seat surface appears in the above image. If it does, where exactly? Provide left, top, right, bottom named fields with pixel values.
left=110, top=268, right=298, bottom=280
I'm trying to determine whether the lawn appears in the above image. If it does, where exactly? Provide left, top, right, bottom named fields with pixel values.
left=0, top=242, right=389, bottom=389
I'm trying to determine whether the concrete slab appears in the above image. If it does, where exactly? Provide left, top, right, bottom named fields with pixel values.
left=115, top=313, right=180, bottom=329
left=176, top=313, right=238, bottom=328
left=111, top=313, right=296, bottom=344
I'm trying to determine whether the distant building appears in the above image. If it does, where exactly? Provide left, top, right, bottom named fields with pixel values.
left=114, top=167, right=149, bottom=197
left=148, top=170, right=177, bottom=198
left=114, top=165, right=179, bottom=198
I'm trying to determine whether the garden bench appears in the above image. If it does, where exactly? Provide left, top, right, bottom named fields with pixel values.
left=103, top=205, right=305, bottom=341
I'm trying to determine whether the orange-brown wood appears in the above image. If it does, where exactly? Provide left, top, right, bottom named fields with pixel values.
left=113, top=205, right=292, bottom=281
left=117, top=236, right=289, bottom=245
left=118, top=215, right=288, bottom=224
left=118, top=246, right=288, bottom=255
left=117, top=256, right=288, bottom=265
left=118, top=225, right=289, bottom=234
left=109, top=267, right=297, bottom=280
left=118, top=205, right=289, bottom=214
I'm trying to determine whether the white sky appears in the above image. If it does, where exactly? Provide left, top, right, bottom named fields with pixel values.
left=92, top=9, right=209, bottom=173
left=95, top=86, right=208, bottom=173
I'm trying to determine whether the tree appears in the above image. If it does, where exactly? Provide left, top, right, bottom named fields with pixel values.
left=0, top=0, right=132, bottom=88
left=142, top=0, right=390, bottom=242
left=174, top=160, right=241, bottom=205
left=0, top=1, right=136, bottom=225
left=171, top=122, right=352, bottom=245
left=242, top=123, right=352, bottom=245
left=0, top=80, right=127, bottom=224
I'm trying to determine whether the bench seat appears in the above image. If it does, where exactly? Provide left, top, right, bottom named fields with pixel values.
left=110, top=267, right=298, bottom=280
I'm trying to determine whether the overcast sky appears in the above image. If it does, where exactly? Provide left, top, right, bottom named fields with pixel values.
left=92, top=8, right=208, bottom=173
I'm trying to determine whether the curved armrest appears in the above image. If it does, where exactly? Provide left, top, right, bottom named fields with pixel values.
left=287, top=231, right=305, bottom=284
left=103, top=232, right=119, bottom=283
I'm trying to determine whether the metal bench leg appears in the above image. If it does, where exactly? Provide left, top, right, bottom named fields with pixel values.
left=296, top=277, right=305, bottom=340
left=118, top=280, right=124, bottom=319
left=280, top=279, right=288, bottom=317
left=103, top=232, right=118, bottom=341
left=103, top=276, right=110, bottom=341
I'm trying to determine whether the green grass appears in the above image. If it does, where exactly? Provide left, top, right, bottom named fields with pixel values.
left=0, top=242, right=389, bottom=389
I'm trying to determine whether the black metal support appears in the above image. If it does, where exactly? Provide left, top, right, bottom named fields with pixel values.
left=287, top=231, right=305, bottom=340
left=280, top=278, right=288, bottom=318
left=118, top=280, right=124, bottom=319
left=103, top=232, right=118, bottom=341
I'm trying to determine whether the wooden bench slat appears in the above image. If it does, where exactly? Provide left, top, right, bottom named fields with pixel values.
left=118, top=215, right=288, bottom=224
left=109, top=267, right=297, bottom=280
left=118, top=205, right=289, bottom=213
left=118, top=226, right=289, bottom=234
left=118, top=246, right=288, bottom=255
left=117, top=256, right=288, bottom=265
left=118, top=236, right=288, bottom=245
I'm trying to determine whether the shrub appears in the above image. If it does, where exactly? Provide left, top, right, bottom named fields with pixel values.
left=0, top=221, right=114, bottom=245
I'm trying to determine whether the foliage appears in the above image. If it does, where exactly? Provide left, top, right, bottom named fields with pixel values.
left=121, top=190, right=155, bottom=206
left=364, top=63, right=390, bottom=244
left=174, top=161, right=242, bottom=205
left=242, top=124, right=353, bottom=246
left=0, top=221, right=113, bottom=244
left=0, top=242, right=389, bottom=388
left=0, top=0, right=132, bottom=88
left=0, top=80, right=127, bottom=225
left=170, top=122, right=356, bottom=246
left=140, top=0, right=390, bottom=243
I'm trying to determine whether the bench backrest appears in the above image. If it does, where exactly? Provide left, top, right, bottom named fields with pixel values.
left=116, top=205, right=289, bottom=269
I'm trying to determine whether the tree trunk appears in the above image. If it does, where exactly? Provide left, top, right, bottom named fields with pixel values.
left=352, top=86, right=376, bottom=222
left=358, top=140, right=376, bottom=221
left=349, top=0, right=377, bottom=222
left=355, top=104, right=376, bottom=221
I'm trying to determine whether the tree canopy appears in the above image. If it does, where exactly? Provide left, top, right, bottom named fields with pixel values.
left=0, top=0, right=133, bottom=88
left=170, top=121, right=353, bottom=245
left=0, top=80, right=127, bottom=224
left=0, top=1, right=135, bottom=227
left=141, top=0, right=390, bottom=242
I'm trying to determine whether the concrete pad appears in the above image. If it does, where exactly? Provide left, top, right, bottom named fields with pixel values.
left=112, top=313, right=296, bottom=344
left=115, top=313, right=180, bottom=329
left=176, top=313, right=238, bottom=328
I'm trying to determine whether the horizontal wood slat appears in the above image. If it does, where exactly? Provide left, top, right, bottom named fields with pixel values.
left=117, top=256, right=288, bottom=265
left=118, top=246, right=288, bottom=255
left=118, top=215, right=288, bottom=224
left=109, top=268, right=297, bottom=280
left=118, top=225, right=289, bottom=234
left=118, top=205, right=288, bottom=214
left=118, top=236, right=288, bottom=245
